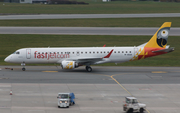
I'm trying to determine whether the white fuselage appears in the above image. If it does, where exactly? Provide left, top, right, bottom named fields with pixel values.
left=5, top=47, right=139, bottom=64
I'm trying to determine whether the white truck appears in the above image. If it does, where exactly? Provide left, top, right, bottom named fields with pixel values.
left=57, top=93, right=75, bottom=108
left=123, top=97, right=146, bottom=113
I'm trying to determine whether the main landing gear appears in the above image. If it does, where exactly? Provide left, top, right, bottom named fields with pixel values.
left=21, top=62, right=26, bottom=71
left=86, top=66, right=92, bottom=72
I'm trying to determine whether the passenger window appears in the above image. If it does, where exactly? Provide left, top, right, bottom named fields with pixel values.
left=104, top=51, right=106, bottom=53
left=118, top=51, right=120, bottom=53
left=89, top=52, right=91, bottom=54
left=122, top=51, right=124, bottom=53
left=107, top=51, right=109, bottom=53
left=129, top=51, right=131, bottom=53
left=61, top=52, right=63, bottom=54
left=93, top=52, right=95, bottom=54
left=126, top=51, right=127, bottom=53
left=73, top=52, right=74, bottom=54
left=97, top=52, right=99, bottom=53
left=114, top=51, right=116, bottom=53
left=85, top=52, right=87, bottom=54
left=81, top=52, right=83, bottom=54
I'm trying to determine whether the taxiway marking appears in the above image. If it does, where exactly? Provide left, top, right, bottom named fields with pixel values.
left=93, top=73, right=150, bottom=113
left=110, top=74, right=151, bottom=113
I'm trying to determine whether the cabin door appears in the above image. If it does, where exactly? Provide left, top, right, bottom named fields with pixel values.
left=26, top=49, right=31, bottom=59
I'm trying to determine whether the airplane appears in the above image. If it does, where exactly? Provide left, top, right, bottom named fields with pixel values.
left=4, top=22, right=174, bottom=72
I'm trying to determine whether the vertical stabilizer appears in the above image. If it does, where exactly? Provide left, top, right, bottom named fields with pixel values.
left=145, top=22, right=171, bottom=48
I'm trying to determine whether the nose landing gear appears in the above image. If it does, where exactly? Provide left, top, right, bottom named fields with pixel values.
left=21, top=63, right=26, bottom=71
left=22, top=68, right=26, bottom=71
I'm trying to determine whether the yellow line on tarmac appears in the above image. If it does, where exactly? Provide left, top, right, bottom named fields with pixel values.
left=110, top=74, right=150, bottom=113
left=111, top=75, right=133, bottom=96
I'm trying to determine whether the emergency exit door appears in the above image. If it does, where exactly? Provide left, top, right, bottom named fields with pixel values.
left=26, top=49, right=31, bottom=59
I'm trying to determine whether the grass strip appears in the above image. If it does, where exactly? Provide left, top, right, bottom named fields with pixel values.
left=0, top=34, right=179, bottom=66
left=0, top=1, right=180, bottom=14
left=1, top=17, right=180, bottom=27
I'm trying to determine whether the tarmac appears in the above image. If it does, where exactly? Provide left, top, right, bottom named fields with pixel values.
left=0, top=66, right=180, bottom=113
left=1, top=13, right=180, bottom=20
left=0, top=27, right=180, bottom=36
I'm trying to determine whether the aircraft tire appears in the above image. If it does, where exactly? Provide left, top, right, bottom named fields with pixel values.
left=22, top=68, right=26, bottom=71
left=86, top=66, right=92, bottom=72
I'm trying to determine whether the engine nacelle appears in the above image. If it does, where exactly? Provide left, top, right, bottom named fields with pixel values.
left=61, top=61, right=78, bottom=69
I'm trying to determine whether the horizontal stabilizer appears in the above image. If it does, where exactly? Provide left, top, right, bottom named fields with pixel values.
left=152, top=47, right=174, bottom=53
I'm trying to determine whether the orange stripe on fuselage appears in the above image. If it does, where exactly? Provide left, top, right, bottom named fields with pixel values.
left=138, top=47, right=167, bottom=60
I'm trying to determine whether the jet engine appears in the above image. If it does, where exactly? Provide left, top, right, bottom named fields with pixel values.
left=61, top=61, right=78, bottom=69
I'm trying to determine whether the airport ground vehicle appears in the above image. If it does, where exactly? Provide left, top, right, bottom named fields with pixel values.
left=57, top=93, right=75, bottom=108
left=123, top=97, right=146, bottom=113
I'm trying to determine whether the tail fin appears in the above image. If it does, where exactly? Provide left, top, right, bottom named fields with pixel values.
left=145, top=22, right=171, bottom=48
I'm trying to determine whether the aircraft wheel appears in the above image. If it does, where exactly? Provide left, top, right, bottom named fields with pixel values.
left=140, top=108, right=144, bottom=113
left=86, top=66, right=92, bottom=72
left=22, top=68, right=26, bottom=71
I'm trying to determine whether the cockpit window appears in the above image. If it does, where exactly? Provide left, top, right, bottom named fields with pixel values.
left=16, top=51, right=20, bottom=54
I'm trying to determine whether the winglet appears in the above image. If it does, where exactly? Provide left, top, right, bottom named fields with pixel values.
left=103, top=44, right=106, bottom=47
left=104, top=49, right=114, bottom=58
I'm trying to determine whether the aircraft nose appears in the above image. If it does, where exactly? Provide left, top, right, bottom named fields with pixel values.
left=4, top=56, right=11, bottom=62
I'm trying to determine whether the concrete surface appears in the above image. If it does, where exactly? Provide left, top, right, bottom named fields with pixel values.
left=0, top=66, right=180, bottom=113
left=0, top=27, right=179, bottom=36
left=1, top=13, right=180, bottom=20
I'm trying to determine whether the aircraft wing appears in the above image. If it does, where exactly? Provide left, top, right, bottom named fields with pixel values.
left=57, top=49, right=114, bottom=65
left=65, top=57, right=103, bottom=65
